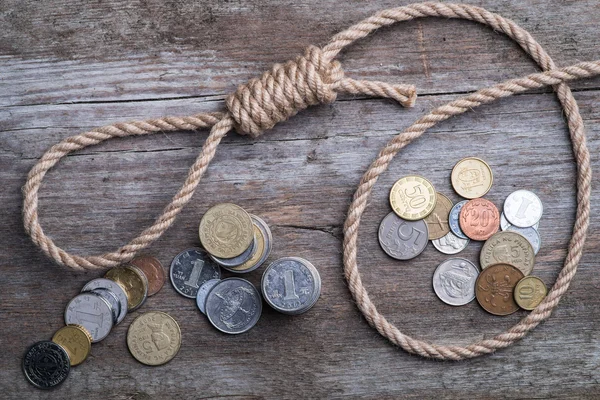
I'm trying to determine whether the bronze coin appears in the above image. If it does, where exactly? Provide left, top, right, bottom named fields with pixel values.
left=459, top=198, right=499, bottom=241
left=475, top=263, right=524, bottom=316
left=424, top=192, right=453, bottom=240
left=130, top=255, right=166, bottom=296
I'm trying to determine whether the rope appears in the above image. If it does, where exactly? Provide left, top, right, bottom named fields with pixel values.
left=22, top=2, right=594, bottom=359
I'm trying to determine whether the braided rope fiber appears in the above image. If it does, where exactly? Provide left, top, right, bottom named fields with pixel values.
left=22, top=3, right=595, bottom=359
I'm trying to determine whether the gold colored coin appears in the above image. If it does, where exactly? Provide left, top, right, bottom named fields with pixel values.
left=389, top=176, right=437, bottom=221
left=480, top=231, right=535, bottom=276
left=127, top=311, right=181, bottom=366
left=424, top=192, right=453, bottom=240
left=232, top=223, right=265, bottom=272
left=514, top=276, right=547, bottom=310
left=52, top=324, right=92, bottom=366
left=451, top=157, right=493, bottom=199
left=105, top=266, right=148, bottom=311
left=199, top=203, right=254, bottom=259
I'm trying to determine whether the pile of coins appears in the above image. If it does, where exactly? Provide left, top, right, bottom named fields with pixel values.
left=170, top=203, right=322, bottom=334
left=379, top=157, right=547, bottom=316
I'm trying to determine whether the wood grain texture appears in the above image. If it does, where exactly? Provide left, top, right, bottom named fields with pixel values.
left=1, top=0, right=600, bottom=398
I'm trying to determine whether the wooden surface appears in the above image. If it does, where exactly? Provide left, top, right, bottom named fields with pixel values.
left=2, top=0, right=600, bottom=398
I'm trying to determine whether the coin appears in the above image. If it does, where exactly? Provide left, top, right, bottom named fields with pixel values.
left=196, top=279, right=221, bottom=315
left=170, top=249, right=221, bottom=298
left=451, top=157, right=493, bottom=199
left=514, top=276, right=547, bottom=310
left=475, top=263, right=524, bottom=315
left=389, top=175, right=437, bottom=220
left=89, top=288, right=121, bottom=325
left=503, top=190, right=543, bottom=228
left=506, top=225, right=541, bottom=255
left=205, top=278, right=262, bottom=334
left=127, top=311, right=181, bottom=366
left=52, top=325, right=92, bottom=367
left=130, top=255, right=166, bottom=296
left=210, top=235, right=257, bottom=268
left=64, top=292, right=114, bottom=343
left=424, top=192, right=453, bottom=240
left=22, top=341, right=70, bottom=389
left=261, top=257, right=321, bottom=315
left=81, top=278, right=128, bottom=324
left=432, top=258, right=479, bottom=306
left=199, top=203, right=254, bottom=258
left=459, top=198, right=499, bottom=241
left=105, top=266, right=148, bottom=311
left=230, top=215, right=273, bottom=273
left=480, top=231, right=535, bottom=275
left=378, top=212, right=429, bottom=260
left=501, top=212, right=539, bottom=231
left=431, top=231, right=470, bottom=255
left=449, top=200, right=469, bottom=239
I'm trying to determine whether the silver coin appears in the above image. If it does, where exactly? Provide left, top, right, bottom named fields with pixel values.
left=432, top=258, right=479, bottom=306
left=261, top=257, right=321, bottom=315
left=170, top=249, right=221, bottom=299
left=501, top=211, right=538, bottom=231
left=81, top=278, right=128, bottom=324
left=89, top=288, right=121, bottom=325
left=64, top=292, right=114, bottom=343
left=378, top=212, right=429, bottom=260
left=210, top=234, right=257, bottom=268
left=432, top=231, right=470, bottom=255
left=448, top=200, right=469, bottom=239
left=196, top=279, right=220, bottom=315
left=205, top=278, right=262, bottom=334
left=504, top=190, right=543, bottom=228
left=506, top=225, right=541, bottom=255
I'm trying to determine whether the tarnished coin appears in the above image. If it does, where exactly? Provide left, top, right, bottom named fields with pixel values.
left=432, top=258, right=479, bottom=306
left=506, top=225, right=541, bottom=255
left=105, top=266, right=148, bottom=311
left=514, top=276, right=547, bottom=310
left=504, top=190, right=543, bottom=227
left=89, top=288, right=121, bottom=325
left=230, top=215, right=273, bottom=273
left=170, top=249, right=221, bottom=299
left=378, top=212, right=429, bottom=260
left=81, top=278, right=128, bottom=324
left=480, top=231, right=535, bottom=275
left=449, top=200, right=469, bottom=239
left=432, top=231, right=470, bottom=255
left=210, top=235, right=257, bottom=268
left=205, top=278, right=262, bottom=334
left=196, top=279, right=220, bottom=315
left=389, top=175, right=437, bottom=220
left=127, top=311, right=181, bottom=366
left=52, top=325, right=92, bottom=367
left=64, top=292, right=114, bottom=343
left=451, top=157, right=493, bottom=199
left=23, top=341, right=70, bottom=389
left=130, top=255, right=166, bottom=296
left=475, top=263, right=524, bottom=316
left=262, top=257, right=321, bottom=315
left=501, top=212, right=539, bottom=231
left=459, top=198, right=499, bottom=241
left=424, top=192, right=453, bottom=240
left=199, top=203, right=254, bottom=258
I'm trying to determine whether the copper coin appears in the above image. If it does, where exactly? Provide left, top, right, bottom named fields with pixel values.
left=475, top=263, right=524, bottom=316
left=459, top=198, right=499, bottom=241
left=424, top=192, right=453, bottom=240
left=130, top=255, right=166, bottom=296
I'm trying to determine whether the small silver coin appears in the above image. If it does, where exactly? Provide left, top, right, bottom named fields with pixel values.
left=432, top=258, right=479, bottom=306
left=504, top=190, right=543, bottom=228
left=378, top=212, right=429, bottom=260
left=210, top=235, right=257, bottom=268
left=448, top=200, right=469, bottom=239
left=506, top=225, right=541, bottom=255
left=205, top=278, right=262, bottom=334
left=261, top=257, right=321, bottom=315
left=196, top=279, right=220, bottom=315
left=89, top=288, right=121, bottom=325
left=65, top=292, right=114, bottom=343
left=81, top=278, right=128, bottom=324
left=501, top=211, right=538, bottom=231
left=22, top=341, right=70, bottom=389
left=170, top=249, right=221, bottom=299
left=432, top=231, right=470, bottom=255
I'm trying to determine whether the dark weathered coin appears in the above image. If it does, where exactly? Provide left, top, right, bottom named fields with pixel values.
left=64, top=292, right=114, bottom=343
left=81, top=278, right=128, bottom=324
left=170, top=249, right=221, bottom=299
left=129, top=255, right=166, bottom=296
left=205, top=278, right=262, bottom=334
left=22, top=341, right=70, bottom=389
left=378, top=212, right=429, bottom=260
left=475, top=263, right=524, bottom=316
left=210, top=235, right=257, bottom=268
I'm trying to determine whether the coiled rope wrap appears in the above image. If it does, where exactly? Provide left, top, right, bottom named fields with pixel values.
left=22, top=2, right=595, bottom=359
